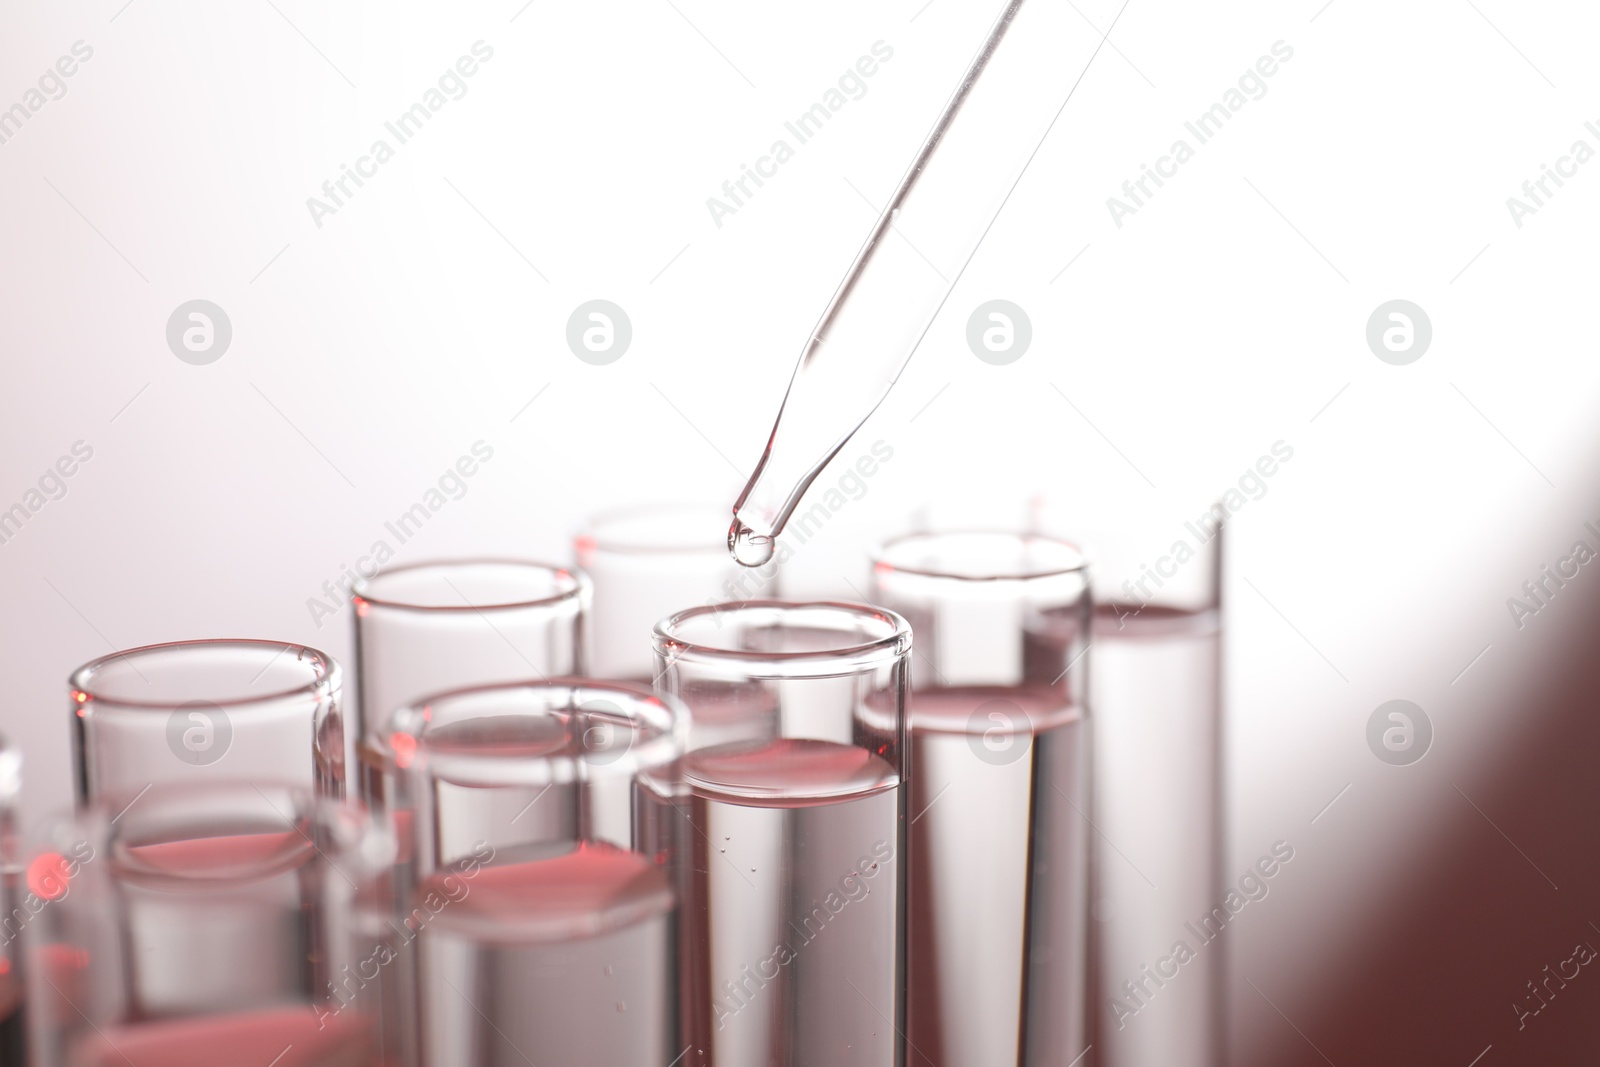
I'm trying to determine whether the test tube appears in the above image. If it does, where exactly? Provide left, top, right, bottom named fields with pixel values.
left=0, top=734, right=22, bottom=1063
left=575, top=503, right=759, bottom=683
left=1057, top=514, right=1226, bottom=1067
left=383, top=679, right=687, bottom=1067
left=652, top=601, right=910, bottom=1067
left=25, top=781, right=393, bottom=1067
left=69, top=639, right=346, bottom=804
left=351, top=559, right=587, bottom=767
left=577, top=504, right=781, bottom=751
left=871, top=531, right=1093, bottom=1067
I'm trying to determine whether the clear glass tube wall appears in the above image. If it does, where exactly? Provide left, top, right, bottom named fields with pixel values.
left=69, top=639, right=345, bottom=804
left=652, top=601, right=910, bottom=1067
left=1033, top=500, right=1226, bottom=1067
left=0, top=734, right=21, bottom=1063
left=872, top=532, right=1092, bottom=1067
left=25, top=782, right=392, bottom=1066
left=385, top=679, right=687, bottom=1067
left=575, top=504, right=752, bottom=685
left=352, top=559, right=587, bottom=790
left=1087, top=524, right=1224, bottom=1067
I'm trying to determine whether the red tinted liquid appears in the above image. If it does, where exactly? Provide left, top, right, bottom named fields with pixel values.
left=72, top=1006, right=372, bottom=1067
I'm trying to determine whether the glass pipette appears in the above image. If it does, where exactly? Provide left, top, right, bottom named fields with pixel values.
left=729, top=0, right=1134, bottom=566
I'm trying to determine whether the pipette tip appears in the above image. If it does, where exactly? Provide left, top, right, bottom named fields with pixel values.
left=728, top=519, right=776, bottom=568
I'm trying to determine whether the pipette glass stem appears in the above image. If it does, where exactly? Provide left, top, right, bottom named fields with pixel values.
left=730, top=0, right=1131, bottom=565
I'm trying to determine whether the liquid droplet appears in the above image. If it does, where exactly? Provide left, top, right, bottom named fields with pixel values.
left=729, top=519, right=776, bottom=567
left=604, top=965, right=614, bottom=976
left=616, top=1001, right=626, bottom=1013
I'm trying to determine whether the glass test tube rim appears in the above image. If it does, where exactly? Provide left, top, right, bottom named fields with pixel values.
left=653, top=599, right=912, bottom=679
left=352, top=557, right=589, bottom=614
left=874, top=529, right=1090, bottom=584
left=69, top=638, right=341, bottom=712
left=577, top=501, right=736, bottom=558
left=381, top=677, right=689, bottom=788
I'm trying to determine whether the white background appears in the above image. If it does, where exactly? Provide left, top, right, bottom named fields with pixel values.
left=2, top=1, right=1598, bottom=1061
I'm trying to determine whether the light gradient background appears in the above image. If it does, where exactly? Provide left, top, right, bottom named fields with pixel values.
left=2, top=1, right=1598, bottom=1063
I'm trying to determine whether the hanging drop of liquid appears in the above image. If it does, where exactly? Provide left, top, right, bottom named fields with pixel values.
left=729, top=520, right=775, bottom=567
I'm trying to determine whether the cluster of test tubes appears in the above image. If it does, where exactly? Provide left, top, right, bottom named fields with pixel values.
left=0, top=500, right=1222, bottom=1067
left=0, top=0, right=1235, bottom=1058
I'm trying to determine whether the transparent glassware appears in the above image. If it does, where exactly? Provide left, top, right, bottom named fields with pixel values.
left=378, top=679, right=687, bottom=1067
left=871, top=531, right=1092, bottom=1067
left=651, top=601, right=910, bottom=1067
left=1034, top=508, right=1225, bottom=1067
left=351, top=558, right=588, bottom=755
left=575, top=504, right=757, bottom=684
left=25, top=781, right=394, bottom=1067
left=0, top=734, right=22, bottom=1063
left=69, top=640, right=345, bottom=805
left=729, top=0, right=1132, bottom=564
